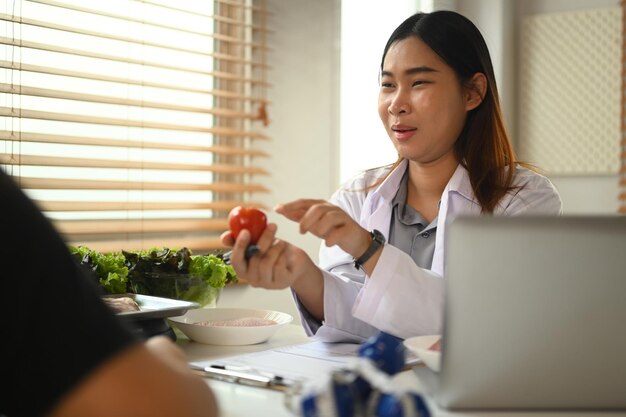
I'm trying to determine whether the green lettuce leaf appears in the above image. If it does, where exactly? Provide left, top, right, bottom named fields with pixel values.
left=69, top=246, right=129, bottom=294
left=189, top=254, right=237, bottom=288
left=69, top=246, right=236, bottom=298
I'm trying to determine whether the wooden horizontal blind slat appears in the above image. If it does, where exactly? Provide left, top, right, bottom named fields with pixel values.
left=0, top=37, right=270, bottom=85
left=37, top=200, right=266, bottom=212
left=0, top=13, right=269, bottom=68
left=0, top=153, right=269, bottom=175
left=0, top=83, right=259, bottom=119
left=0, top=131, right=269, bottom=156
left=30, top=0, right=270, bottom=49
left=0, top=108, right=269, bottom=138
left=67, top=236, right=226, bottom=254
left=3, top=0, right=271, bottom=254
left=0, top=61, right=268, bottom=103
left=215, top=0, right=269, bottom=14
left=57, top=218, right=229, bottom=235
left=15, top=177, right=269, bottom=193
left=139, top=0, right=272, bottom=33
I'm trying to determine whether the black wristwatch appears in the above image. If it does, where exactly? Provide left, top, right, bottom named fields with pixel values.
left=353, top=229, right=385, bottom=270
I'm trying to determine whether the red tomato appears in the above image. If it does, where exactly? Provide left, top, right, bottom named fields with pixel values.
left=228, top=206, right=267, bottom=244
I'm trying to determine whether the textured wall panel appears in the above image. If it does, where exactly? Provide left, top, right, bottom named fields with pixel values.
left=519, top=7, right=621, bottom=174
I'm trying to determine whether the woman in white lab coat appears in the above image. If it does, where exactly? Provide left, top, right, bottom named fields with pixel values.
left=222, top=11, right=562, bottom=343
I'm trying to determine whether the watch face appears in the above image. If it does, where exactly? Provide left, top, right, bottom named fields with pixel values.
left=354, top=229, right=385, bottom=270
left=372, top=229, right=386, bottom=244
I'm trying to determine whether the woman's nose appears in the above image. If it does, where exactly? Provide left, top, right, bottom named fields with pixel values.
left=388, top=93, right=410, bottom=116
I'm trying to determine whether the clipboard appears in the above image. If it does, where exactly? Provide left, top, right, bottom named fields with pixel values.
left=190, top=340, right=421, bottom=390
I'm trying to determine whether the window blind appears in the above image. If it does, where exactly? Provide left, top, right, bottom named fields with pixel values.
left=1, top=0, right=270, bottom=253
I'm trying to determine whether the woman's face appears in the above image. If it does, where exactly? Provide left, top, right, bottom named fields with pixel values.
left=378, top=36, right=471, bottom=166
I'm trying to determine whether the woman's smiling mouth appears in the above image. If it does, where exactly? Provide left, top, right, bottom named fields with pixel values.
left=391, top=124, right=416, bottom=141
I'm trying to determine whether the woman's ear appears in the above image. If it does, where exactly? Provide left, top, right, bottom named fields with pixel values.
left=465, top=72, right=487, bottom=111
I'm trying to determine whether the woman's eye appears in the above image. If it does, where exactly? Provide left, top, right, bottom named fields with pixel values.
left=380, top=82, right=394, bottom=88
left=412, top=80, right=427, bottom=87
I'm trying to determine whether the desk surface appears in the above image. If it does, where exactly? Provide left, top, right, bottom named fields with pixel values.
left=177, top=324, right=626, bottom=417
left=177, top=324, right=310, bottom=417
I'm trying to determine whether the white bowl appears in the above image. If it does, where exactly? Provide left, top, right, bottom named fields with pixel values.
left=403, top=335, right=442, bottom=372
left=169, top=308, right=293, bottom=346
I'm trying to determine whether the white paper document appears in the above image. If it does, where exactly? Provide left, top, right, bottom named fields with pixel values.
left=190, top=340, right=420, bottom=387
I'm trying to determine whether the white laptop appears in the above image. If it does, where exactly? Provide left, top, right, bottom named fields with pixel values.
left=414, top=215, right=626, bottom=410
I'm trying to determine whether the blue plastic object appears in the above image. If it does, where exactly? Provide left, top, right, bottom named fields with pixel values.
left=358, top=331, right=406, bottom=375
left=297, top=332, right=431, bottom=417
left=300, top=370, right=373, bottom=417
left=300, top=394, right=318, bottom=417
left=374, top=392, right=431, bottom=417
left=332, top=374, right=358, bottom=417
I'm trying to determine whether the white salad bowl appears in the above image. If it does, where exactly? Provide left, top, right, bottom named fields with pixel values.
left=169, top=308, right=293, bottom=346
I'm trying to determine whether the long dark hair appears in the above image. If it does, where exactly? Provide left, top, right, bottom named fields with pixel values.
left=379, top=11, right=521, bottom=213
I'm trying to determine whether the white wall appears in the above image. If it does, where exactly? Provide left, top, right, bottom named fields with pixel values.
left=339, top=0, right=418, bottom=182
left=515, top=0, right=620, bottom=214
left=456, top=0, right=620, bottom=215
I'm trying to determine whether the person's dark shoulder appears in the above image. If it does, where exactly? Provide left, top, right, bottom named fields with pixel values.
left=0, top=168, right=135, bottom=335
left=1, top=170, right=65, bottom=250
left=0, top=170, right=137, bottom=417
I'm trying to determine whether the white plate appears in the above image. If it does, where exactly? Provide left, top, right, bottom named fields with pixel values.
left=103, top=294, right=200, bottom=320
left=169, top=308, right=293, bottom=346
left=403, top=335, right=442, bottom=372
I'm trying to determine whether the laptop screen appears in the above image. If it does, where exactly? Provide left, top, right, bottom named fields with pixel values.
left=433, top=215, right=626, bottom=410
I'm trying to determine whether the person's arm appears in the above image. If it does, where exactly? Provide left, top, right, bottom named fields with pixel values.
left=221, top=223, right=326, bottom=321
left=48, top=337, right=218, bottom=417
left=288, top=261, right=325, bottom=320
left=275, top=198, right=380, bottom=315
left=351, top=244, right=445, bottom=338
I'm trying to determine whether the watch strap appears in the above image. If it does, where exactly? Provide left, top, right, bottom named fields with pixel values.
left=353, top=229, right=385, bottom=270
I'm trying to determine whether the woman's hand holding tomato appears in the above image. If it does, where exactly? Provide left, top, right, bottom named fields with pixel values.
left=221, top=207, right=320, bottom=293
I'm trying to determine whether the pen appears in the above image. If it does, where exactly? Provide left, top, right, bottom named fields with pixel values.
left=190, top=364, right=272, bottom=387
left=222, top=245, right=260, bottom=265
left=190, top=364, right=290, bottom=388
left=209, top=364, right=286, bottom=383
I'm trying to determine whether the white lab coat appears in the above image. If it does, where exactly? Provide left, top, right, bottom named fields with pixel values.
left=294, top=160, right=563, bottom=342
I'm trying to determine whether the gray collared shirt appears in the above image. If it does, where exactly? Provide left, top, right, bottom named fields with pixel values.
left=388, top=170, right=438, bottom=270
